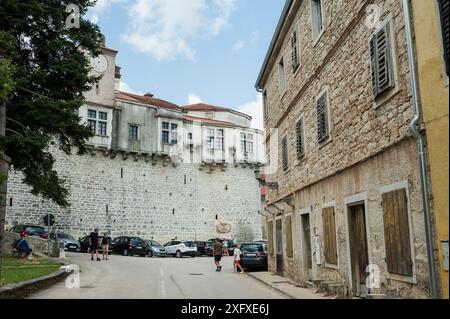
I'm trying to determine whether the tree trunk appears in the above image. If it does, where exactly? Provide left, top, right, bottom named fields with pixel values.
left=0, top=99, right=10, bottom=286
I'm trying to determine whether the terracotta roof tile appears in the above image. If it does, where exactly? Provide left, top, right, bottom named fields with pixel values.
left=182, top=103, right=251, bottom=119
left=115, top=91, right=180, bottom=110
left=183, top=115, right=243, bottom=128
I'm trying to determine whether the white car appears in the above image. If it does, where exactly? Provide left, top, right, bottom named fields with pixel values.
left=164, top=240, right=198, bottom=258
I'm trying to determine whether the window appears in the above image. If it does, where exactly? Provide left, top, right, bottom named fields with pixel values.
left=129, top=125, right=138, bottom=141
left=282, top=136, right=289, bottom=171
left=263, top=90, right=269, bottom=120
left=241, top=132, right=254, bottom=154
left=311, top=0, right=324, bottom=40
left=207, top=128, right=224, bottom=150
left=322, top=206, right=338, bottom=265
left=285, top=216, right=293, bottom=258
left=87, top=109, right=108, bottom=136
left=162, top=122, right=177, bottom=144
left=382, top=189, right=413, bottom=276
left=278, top=59, right=286, bottom=94
left=317, top=92, right=329, bottom=143
left=296, top=118, right=305, bottom=159
left=438, top=0, right=450, bottom=76
left=291, top=30, right=300, bottom=70
left=370, top=21, right=395, bottom=98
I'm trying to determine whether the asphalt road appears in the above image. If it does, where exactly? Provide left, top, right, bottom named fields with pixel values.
left=28, top=252, right=285, bottom=299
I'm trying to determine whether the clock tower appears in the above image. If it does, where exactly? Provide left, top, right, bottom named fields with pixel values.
left=84, top=41, right=118, bottom=107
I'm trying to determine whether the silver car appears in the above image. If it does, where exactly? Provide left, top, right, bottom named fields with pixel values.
left=146, top=240, right=167, bottom=257
left=50, top=233, right=81, bottom=252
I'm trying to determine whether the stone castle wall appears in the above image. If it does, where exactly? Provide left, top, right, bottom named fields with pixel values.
left=5, top=149, right=262, bottom=244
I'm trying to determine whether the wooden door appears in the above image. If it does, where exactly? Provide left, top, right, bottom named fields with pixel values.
left=348, top=204, right=369, bottom=297
left=275, top=219, right=284, bottom=275
left=302, top=214, right=313, bottom=279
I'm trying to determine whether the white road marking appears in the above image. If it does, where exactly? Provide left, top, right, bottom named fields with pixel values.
left=160, top=279, right=167, bottom=298
left=160, top=267, right=165, bottom=277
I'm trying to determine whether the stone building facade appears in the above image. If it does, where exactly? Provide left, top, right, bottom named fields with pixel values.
left=5, top=43, right=265, bottom=244
left=256, top=0, right=436, bottom=298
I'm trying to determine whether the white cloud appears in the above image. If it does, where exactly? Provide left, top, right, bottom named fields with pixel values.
left=187, top=94, right=203, bottom=105
left=237, top=94, right=264, bottom=131
left=87, top=0, right=128, bottom=24
left=122, top=0, right=237, bottom=61
left=119, top=81, right=143, bottom=95
left=232, top=40, right=246, bottom=51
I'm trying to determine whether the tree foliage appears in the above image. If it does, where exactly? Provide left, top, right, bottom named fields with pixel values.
left=0, top=1, right=102, bottom=206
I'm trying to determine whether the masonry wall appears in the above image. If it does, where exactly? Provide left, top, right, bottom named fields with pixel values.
left=5, top=149, right=262, bottom=244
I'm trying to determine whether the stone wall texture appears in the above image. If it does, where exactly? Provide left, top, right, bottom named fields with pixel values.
left=260, top=0, right=433, bottom=298
left=5, top=149, right=262, bottom=245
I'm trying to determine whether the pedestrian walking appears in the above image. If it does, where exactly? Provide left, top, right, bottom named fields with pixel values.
left=222, top=239, right=229, bottom=256
left=89, top=228, right=101, bottom=261
left=212, top=238, right=223, bottom=272
left=233, top=244, right=244, bottom=274
left=102, top=232, right=110, bottom=260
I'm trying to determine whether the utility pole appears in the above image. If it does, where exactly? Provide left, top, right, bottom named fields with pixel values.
left=0, top=98, right=11, bottom=287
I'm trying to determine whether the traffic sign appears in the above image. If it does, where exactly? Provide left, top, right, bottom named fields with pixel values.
left=43, top=214, right=55, bottom=226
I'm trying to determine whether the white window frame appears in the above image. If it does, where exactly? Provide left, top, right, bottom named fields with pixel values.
left=162, top=121, right=178, bottom=145
left=240, top=132, right=254, bottom=154
left=207, top=128, right=225, bottom=151
left=87, top=109, right=108, bottom=136
left=310, top=0, right=325, bottom=46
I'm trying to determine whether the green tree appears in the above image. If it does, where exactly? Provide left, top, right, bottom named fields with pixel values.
left=0, top=0, right=102, bottom=207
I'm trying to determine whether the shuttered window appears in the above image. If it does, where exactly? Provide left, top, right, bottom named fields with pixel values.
left=291, top=30, right=300, bottom=71
left=322, top=207, right=338, bottom=265
left=285, top=216, right=294, bottom=258
left=370, top=22, right=395, bottom=98
left=282, top=136, right=289, bottom=171
left=263, top=90, right=269, bottom=120
left=268, top=220, right=274, bottom=255
left=317, top=92, right=329, bottom=143
left=439, top=0, right=450, bottom=75
left=279, top=59, right=286, bottom=94
left=382, top=189, right=413, bottom=276
left=296, top=118, right=305, bottom=159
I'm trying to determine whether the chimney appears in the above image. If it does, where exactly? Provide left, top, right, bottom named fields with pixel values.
left=114, top=66, right=121, bottom=91
left=144, top=92, right=154, bottom=98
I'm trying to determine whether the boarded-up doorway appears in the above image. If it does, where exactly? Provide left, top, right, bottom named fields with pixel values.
left=348, top=204, right=369, bottom=297
left=275, top=219, right=284, bottom=275
left=301, top=213, right=313, bottom=280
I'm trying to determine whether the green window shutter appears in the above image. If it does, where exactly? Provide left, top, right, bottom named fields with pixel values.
left=317, top=93, right=329, bottom=143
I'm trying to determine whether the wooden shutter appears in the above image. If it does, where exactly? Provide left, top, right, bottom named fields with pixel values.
left=291, top=30, right=299, bottom=70
left=439, top=0, right=450, bottom=75
left=282, top=136, right=289, bottom=171
left=296, top=119, right=305, bottom=158
left=317, top=93, right=329, bottom=143
left=263, top=91, right=269, bottom=120
left=268, top=220, right=274, bottom=255
left=285, top=216, right=293, bottom=258
left=382, top=189, right=413, bottom=276
left=322, top=207, right=338, bottom=265
left=370, top=23, right=395, bottom=98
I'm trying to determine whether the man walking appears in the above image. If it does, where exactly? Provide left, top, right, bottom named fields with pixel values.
left=89, top=228, right=101, bottom=261
left=101, top=232, right=110, bottom=260
left=212, top=238, right=223, bottom=272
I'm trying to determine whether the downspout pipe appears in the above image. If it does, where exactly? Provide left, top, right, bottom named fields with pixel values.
left=402, top=0, right=439, bottom=299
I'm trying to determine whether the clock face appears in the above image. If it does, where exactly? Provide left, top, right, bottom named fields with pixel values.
left=90, top=54, right=108, bottom=73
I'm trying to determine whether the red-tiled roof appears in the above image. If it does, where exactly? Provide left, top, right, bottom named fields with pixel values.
left=182, top=103, right=251, bottom=119
left=183, top=115, right=243, bottom=128
left=115, top=91, right=180, bottom=110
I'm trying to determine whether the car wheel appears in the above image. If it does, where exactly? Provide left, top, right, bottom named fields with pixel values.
left=176, top=250, right=182, bottom=258
left=123, top=249, right=128, bottom=256
left=147, top=250, right=153, bottom=258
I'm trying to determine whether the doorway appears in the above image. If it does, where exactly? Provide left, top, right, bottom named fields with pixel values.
left=275, top=219, right=284, bottom=275
left=347, top=204, right=369, bottom=297
left=301, top=213, right=313, bottom=280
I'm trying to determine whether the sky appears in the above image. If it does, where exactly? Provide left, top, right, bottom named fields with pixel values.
left=86, top=0, right=285, bottom=130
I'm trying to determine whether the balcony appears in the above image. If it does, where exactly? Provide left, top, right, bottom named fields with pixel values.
left=203, top=149, right=225, bottom=164
left=128, top=140, right=141, bottom=153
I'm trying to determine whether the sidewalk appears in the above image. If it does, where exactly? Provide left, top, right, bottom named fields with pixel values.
left=247, top=272, right=332, bottom=299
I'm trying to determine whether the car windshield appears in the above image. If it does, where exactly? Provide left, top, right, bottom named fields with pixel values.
left=150, top=241, right=162, bottom=247
left=56, top=234, right=73, bottom=239
left=183, top=241, right=196, bottom=247
left=26, top=227, right=44, bottom=233
left=241, top=244, right=264, bottom=253
left=131, top=239, right=142, bottom=245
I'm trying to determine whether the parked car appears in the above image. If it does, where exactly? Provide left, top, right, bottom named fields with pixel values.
left=164, top=240, right=198, bottom=258
left=111, top=236, right=149, bottom=257
left=50, top=233, right=80, bottom=252
left=146, top=240, right=167, bottom=257
left=195, top=241, right=213, bottom=256
left=9, top=225, right=48, bottom=239
left=239, top=242, right=268, bottom=271
left=79, top=235, right=111, bottom=254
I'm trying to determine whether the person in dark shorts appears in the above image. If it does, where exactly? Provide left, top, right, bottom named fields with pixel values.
left=89, top=228, right=101, bottom=261
left=102, top=232, right=110, bottom=260
left=212, top=238, right=223, bottom=272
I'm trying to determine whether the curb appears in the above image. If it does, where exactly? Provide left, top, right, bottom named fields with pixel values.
left=246, top=273, right=296, bottom=299
left=0, top=264, right=72, bottom=299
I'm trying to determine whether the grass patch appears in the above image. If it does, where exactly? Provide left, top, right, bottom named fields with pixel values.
left=1, top=257, right=61, bottom=286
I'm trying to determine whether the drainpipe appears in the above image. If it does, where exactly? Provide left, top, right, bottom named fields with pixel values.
left=401, top=0, right=438, bottom=299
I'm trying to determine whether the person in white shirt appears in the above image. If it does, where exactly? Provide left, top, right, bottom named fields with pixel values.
left=233, top=244, right=245, bottom=274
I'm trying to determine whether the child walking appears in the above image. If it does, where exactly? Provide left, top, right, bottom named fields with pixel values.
left=233, top=244, right=244, bottom=274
